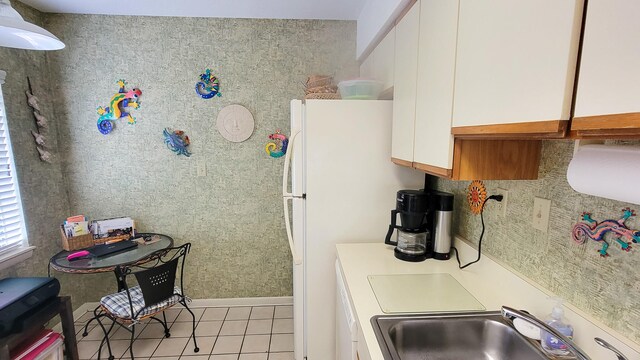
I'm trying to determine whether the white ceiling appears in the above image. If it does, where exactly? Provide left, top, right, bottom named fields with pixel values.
left=18, top=0, right=368, bottom=20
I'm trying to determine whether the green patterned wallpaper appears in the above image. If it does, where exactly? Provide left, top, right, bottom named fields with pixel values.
left=0, top=1, right=110, bottom=307
left=40, top=14, right=359, bottom=300
left=436, top=140, right=640, bottom=344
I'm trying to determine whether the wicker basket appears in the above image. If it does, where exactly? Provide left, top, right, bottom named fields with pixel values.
left=305, top=85, right=338, bottom=95
left=304, top=93, right=341, bottom=100
left=60, top=228, right=132, bottom=251
left=60, top=229, right=94, bottom=251
left=306, top=75, right=333, bottom=89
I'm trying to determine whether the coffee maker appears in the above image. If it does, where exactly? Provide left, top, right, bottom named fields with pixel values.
left=384, top=189, right=453, bottom=262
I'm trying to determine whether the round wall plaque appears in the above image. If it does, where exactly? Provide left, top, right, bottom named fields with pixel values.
left=216, top=104, right=255, bottom=142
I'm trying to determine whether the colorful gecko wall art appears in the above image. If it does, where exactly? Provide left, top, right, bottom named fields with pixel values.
left=195, top=69, right=221, bottom=99
left=265, top=130, right=288, bottom=158
left=572, top=208, right=640, bottom=257
left=96, top=79, right=142, bottom=135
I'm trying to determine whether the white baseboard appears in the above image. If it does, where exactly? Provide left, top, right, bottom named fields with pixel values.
left=53, top=296, right=293, bottom=333
left=68, top=296, right=293, bottom=321
left=186, top=296, right=293, bottom=308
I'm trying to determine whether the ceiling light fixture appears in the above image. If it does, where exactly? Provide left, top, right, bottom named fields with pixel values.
left=0, top=0, right=64, bottom=50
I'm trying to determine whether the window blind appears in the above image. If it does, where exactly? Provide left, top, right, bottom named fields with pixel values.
left=0, top=71, right=27, bottom=256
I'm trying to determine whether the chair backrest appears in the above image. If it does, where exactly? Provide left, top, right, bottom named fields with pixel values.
left=135, top=258, right=178, bottom=306
left=116, top=243, right=191, bottom=317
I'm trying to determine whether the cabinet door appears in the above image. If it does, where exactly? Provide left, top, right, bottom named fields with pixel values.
left=451, top=0, right=582, bottom=131
left=360, top=52, right=374, bottom=80
left=413, top=0, right=459, bottom=175
left=360, top=28, right=395, bottom=92
left=573, top=0, right=640, bottom=134
left=391, top=2, right=420, bottom=163
left=374, top=27, right=396, bottom=91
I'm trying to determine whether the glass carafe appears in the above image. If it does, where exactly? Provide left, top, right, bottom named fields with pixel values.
left=396, top=230, right=428, bottom=255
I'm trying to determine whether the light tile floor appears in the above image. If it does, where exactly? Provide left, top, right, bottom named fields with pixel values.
left=74, top=305, right=294, bottom=360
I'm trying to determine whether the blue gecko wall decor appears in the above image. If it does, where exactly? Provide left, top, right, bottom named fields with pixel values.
left=572, top=208, right=640, bottom=257
left=195, top=69, right=222, bottom=99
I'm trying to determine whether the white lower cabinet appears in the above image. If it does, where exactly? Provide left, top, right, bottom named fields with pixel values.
left=336, top=261, right=358, bottom=360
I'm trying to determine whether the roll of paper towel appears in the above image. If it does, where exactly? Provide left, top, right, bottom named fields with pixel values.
left=567, top=144, right=640, bottom=205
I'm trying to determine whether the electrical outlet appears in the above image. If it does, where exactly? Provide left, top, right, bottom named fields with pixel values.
left=197, top=161, right=207, bottom=177
left=532, top=197, right=551, bottom=232
left=496, top=188, right=509, bottom=217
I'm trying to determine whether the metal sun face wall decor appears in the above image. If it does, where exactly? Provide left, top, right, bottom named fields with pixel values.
left=216, top=104, right=254, bottom=143
left=572, top=208, right=640, bottom=257
left=96, top=79, right=141, bottom=135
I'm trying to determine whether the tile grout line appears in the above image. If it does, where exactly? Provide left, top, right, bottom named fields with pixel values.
left=208, top=307, right=231, bottom=359
left=125, top=319, right=163, bottom=360
left=78, top=306, right=294, bottom=360
left=177, top=307, right=204, bottom=358
left=236, top=307, right=253, bottom=359
left=267, top=307, right=276, bottom=360
left=151, top=308, right=187, bottom=359
left=148, top=309, right=176, bottom=359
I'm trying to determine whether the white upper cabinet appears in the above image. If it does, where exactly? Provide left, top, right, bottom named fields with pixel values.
left=413, top=0, right=459, bottom=171
left=574, top=0, right=640, bottom=122
left=391, top=1, right=420, bottom=162
left=452, top=0, right=583, bottom=129
left=359, top=27, right=395, bottom=93
left=357, top=0, right=411, bottom=59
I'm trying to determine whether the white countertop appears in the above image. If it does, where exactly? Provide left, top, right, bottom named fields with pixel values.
left=336, top=240, right=640, bottom=360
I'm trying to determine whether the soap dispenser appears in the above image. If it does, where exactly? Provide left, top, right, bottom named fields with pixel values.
left=541, top=298, right=574, bottom=356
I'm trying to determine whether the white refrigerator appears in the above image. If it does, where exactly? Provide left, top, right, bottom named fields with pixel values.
left=282, top=100, right=424, bottom=360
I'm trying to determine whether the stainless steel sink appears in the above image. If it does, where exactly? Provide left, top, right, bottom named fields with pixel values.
left=371, top=311, right=549, bottom=360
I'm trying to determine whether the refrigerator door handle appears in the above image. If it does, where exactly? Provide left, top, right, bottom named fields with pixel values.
left=283, top=129, right=302, bottom=265
left=284, top=196, right=302, bottom=265
left=283, top=130, right=301, bottom=198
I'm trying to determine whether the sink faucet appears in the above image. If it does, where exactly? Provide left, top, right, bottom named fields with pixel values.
left=501, top=306, right=590, bottom=360
left=594, top=337, right=628, bottom=360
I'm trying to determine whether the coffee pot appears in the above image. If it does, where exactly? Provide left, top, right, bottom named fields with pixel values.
left=384, top=190, right=430, bottom=262
left=384, top=189, right=454, bottom=262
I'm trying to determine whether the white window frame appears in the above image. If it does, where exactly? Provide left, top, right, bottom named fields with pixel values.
left=0, top=70, right=34, bottom=271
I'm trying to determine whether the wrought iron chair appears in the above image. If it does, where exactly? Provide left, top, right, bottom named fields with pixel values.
left=95, top=243, right=198, bottom=359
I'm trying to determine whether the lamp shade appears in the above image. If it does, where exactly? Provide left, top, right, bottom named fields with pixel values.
left=0, top=0, right=64, bottom=50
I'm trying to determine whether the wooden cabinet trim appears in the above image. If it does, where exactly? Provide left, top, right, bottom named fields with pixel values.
left=391, top=157, right=413, bottom=168
left=413, top=162, right=452, bottom=178
left=451, top=139, right=541, bottom=180
left=569, top=129, right=640, bottom=139
left=451, top=120, right=568, bottom=139
left=571, top=113, right=640, bottom=131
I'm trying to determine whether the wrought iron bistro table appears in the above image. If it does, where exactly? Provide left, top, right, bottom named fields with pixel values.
left=49, top=233, right=174, bottom=336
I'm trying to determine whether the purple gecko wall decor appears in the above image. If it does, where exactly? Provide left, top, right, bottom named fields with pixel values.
left=572, top=208, right=640, bottom=257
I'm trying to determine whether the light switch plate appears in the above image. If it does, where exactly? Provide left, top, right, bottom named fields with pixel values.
left=532, top=197, right=551, bottom=232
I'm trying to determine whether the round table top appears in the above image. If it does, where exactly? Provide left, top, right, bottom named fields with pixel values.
left=49, top=233, right=174, bottom=273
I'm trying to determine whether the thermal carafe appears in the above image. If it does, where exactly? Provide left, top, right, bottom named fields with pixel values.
left=431, top=191, right=453, bottom=260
